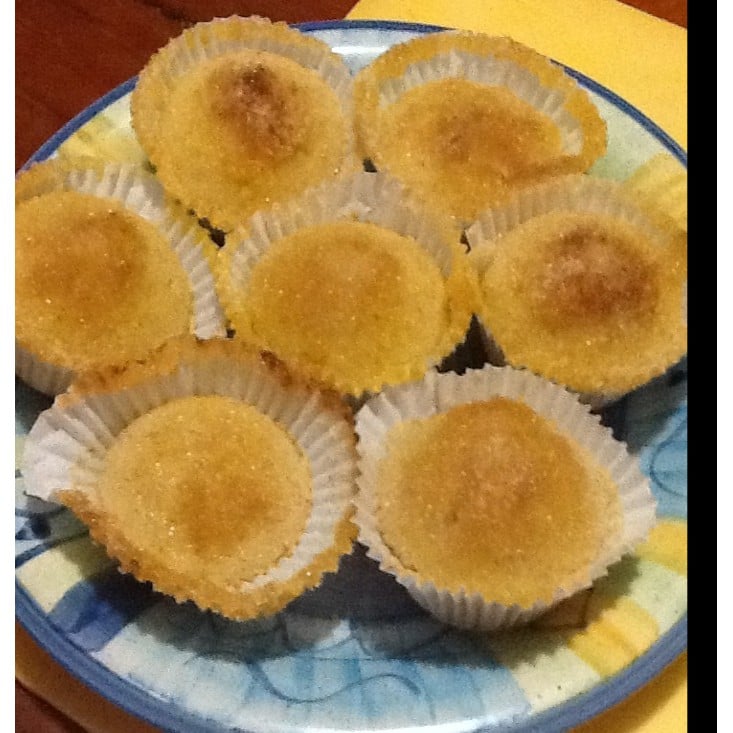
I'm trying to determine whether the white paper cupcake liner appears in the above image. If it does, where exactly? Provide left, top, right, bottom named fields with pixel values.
left=155, top=16, right=353, bottom=103
left=226, top=171, right=457, bottom=287
left=15, top=344, right=75, bottom=396
left=354, top=31, right=607, bottom=226
left=379, top=49, right=583, bottom=156
left=133, top=16, right=357, bottom=169
left=218, top=170, right=476, bottom=397
left=15, top=162, right=227, bottom=395
left=465, top=174, right=670, bottom=265
left=22, top=340, right=356, bottom=599
left=354, top=365, right=657, bottom=631
left=465, top=173, right=687, bottom=408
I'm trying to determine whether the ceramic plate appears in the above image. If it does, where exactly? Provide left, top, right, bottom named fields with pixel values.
left=15, top=19, right=687, bottom=733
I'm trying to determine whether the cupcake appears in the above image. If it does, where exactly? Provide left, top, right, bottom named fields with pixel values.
left=15, top=159, right=226, bottom=395
left=465, top=173, right=687, bottom=406
left=354, top=365, right=656, bottom=631
left=131, top=15, right=358, bottom=233
left=21, top=337, right=357, bottom=621
left=216, top=171, right=479, bottom=398
left=353, top=30, right=607, bottom=224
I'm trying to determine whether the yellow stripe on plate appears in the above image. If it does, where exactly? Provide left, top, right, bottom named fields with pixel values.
left=470, top=515, right=687, bottom=704
left=609, top=557, right=686, bottom=635
left=486, top=628, right=601, bottom=712
left=567, top=596, right=659, bottom=678
left=564, top=519, right=687, bottom=680
left=634, top=519, right=687, bottom=577
left=55, top=95, right=147, bottom=167
left=622, top=153, right=688, bottom=233
left=16, top=536, right=114, bottom=614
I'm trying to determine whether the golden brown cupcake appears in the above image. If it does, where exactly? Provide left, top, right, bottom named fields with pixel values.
left=466, top=173, right=687, bottom=405
left=216, top=171, right=479, bottom=398
left=22, top=337, right=357, bottom=621
left=131, top=15, right=358, bottom=232
left=354, top=365, right=656, bottom=630
left=15, top=159, right=226, bottom=395
left=354, top=30, right=607, bottom=224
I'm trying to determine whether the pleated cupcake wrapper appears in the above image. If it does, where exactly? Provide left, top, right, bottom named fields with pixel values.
left=158, top=16, right=353, bottom=99
left=15, top=163, right=227, bottom=396
left=465, top=174, right=671, bottom=266
left=15, top=344, right=75, bottom=396
left=146, top=16, right=356, bottom=159
left=465, top=172, right=687, bottom=328
left=221, top=170, right=471, bottom=397
left=22, top=348, right=356, bottom=593
left=378, top=49, right=583, bottom=156
left=353, top=365, right=657, bottom=631
left=227, top=171, right=456, bottom=285
left=465, top=173, right=686, bottom=408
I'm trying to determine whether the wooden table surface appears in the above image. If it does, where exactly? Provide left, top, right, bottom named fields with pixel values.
left=15, top=1, right=687, bottom=730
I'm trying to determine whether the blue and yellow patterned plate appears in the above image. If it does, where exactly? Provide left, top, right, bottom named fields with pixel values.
left=15, top=20, right=687, bottom=733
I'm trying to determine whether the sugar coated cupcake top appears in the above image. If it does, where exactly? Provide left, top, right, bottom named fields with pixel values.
left=217, top=172, right=479, bottom=397
left=354, top=365, right=656, bottom=630
left=15, top=159, right=225, bottom=394
left=354, top=31, right=607, bottom=223
left=466, top=174, right=687, bottom=401
left=22, top=337, right=358, bottom=620
left=131, top=16, right=358, bottom=232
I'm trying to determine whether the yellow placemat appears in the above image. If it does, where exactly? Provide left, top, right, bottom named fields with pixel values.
left=346, top=0, right=687, bottom=150
left=573, top=652, right=687, bottom=733
left=344, top=3, right=687, bottom=731
left=16, top=622, right=159, bottom=732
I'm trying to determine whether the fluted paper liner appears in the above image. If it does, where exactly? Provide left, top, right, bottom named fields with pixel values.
left=131, top=15, right=359, bottom=230
left=21, top=337, right=357, bottom=620
left=217, top=170, right=478, bottom=397
left=15, top=160, right=226, bottom=395
left=354, top=365, right=656, bottom=631
left=378, top=49, right=584, bottom=157
left=355, top=31, right=605, bottom=163
left=465, top=173, right=688, bottom=408
left=132, top=15, right=354, bottom=158
left=353, top=31, right=607, bottom=223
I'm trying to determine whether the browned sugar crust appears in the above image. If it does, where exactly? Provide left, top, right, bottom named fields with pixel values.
left=374, top=397, right=622, bottom=607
